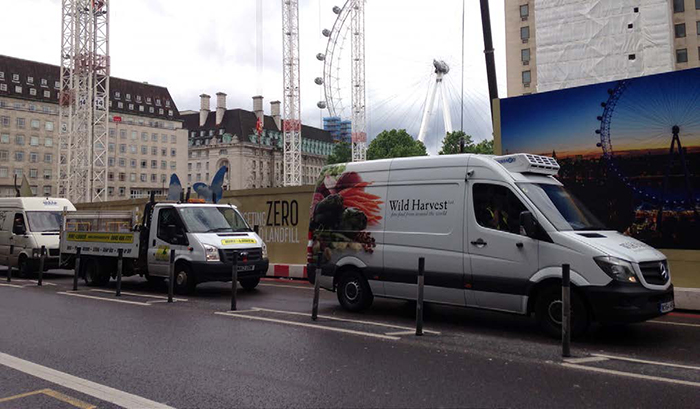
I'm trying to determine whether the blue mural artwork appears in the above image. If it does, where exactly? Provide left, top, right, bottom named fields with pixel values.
left=500, top=68, right=700, bottom=249
left=193, top=166, right=228, bottom=203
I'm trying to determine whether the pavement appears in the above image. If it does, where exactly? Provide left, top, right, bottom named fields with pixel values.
left=0, top=270, right=699, bottom=408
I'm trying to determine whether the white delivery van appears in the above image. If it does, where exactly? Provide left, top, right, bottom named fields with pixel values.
left=0, top=197, right=76, bottom=276
left=308, top=154, right=674, bottom=336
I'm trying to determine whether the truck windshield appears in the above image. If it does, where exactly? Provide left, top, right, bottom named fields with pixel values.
left=26, top=211, right=63, bottom=233
left=517, top=183, right=607, bottom=231
left=178, top=207, right=251, bottom=233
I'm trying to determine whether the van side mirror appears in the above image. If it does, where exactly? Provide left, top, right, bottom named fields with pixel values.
left=253, top=225, right=260, bottom=234
left=519, top=211, right=537, bottom=238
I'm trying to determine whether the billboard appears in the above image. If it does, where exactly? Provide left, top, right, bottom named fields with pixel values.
left=500, top=68, right=700, bottom=250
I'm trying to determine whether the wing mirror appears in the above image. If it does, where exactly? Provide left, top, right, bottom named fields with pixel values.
left=519, top=211, right=538, bottom=238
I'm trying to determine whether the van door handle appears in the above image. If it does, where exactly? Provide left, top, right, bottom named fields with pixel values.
left=516, top=242, right=524, bottom=249
left=471, top=239, right=487, bottom=247
left=152, top=239, right=156, bottom=246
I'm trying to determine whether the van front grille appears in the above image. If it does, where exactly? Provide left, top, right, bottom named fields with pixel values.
left=639, top=261, right=669, bottom=286
left=221, top=248, right=262, bottom=264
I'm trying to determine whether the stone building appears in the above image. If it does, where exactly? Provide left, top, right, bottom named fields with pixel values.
left=0, top=55, right=188, bottom=200
left=181, top=94, right=333, bottom=190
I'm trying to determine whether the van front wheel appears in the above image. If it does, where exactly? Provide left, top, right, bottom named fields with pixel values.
left=337, top=271, right=373, bottom=312
left=535, top=285, right=589, bottom=338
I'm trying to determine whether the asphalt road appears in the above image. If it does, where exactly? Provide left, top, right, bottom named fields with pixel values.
left=0, top=270, right=699, bottom=408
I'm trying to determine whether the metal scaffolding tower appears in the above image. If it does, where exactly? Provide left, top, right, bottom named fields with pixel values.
left=58, top=0, right=110, bottom=203
left=350, top=0, right=367, bottom=162
left=282, top=0, right=302, bottom=186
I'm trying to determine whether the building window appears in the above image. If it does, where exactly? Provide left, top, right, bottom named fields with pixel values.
left=168, top=110, right=173, bottom=116
left=115, top=91, right=121, bottom=99
left=125, top=94, right=131, bottom=101
left=151, top=147, right=158, bottom=156
left=129, top=103, right=134, bottom=110
left=108, top=157, right=115, bottom=166
left=43, top=90, right=50, bottom=98
left=161, top=148, right=167, bottom=156
left=30, top=136, right=39, bottom=146
left=135, top=95, right=141, bottom=103
left=130, top=173, right=136, bottom=182
left=117, top=102, right=123, bottom=109
left=1, top=117, right=8, bottom=128
left=45, top=121, right=54, bottom=132
left=697, top=0, right=700, bottom=9
left=131, top=131, right=137, bottom=140
left=29, top=88, right=37, bottom=96
left=130, top=159, right=136, bottom=168
left=521, top=48, right=530, bottom=64
left=170, top=161, right=176, bottom=170
left=119, top=187, right=125, bottom=196
left=0, top=151, right=7, bottom=161
left=674, top=0, right=684, bottom=12
left=139, top=106, right=144, bottom=112
left=161, top=160, right=167, bottom=169
left=677, top=48, right=688, bottom=63
left=17, top=118, right=25, bottom=129
left=151, top=174, right=157, bottom=182
left=188, top=163, right=192, bottom=171
left=697, top=21, right=700, bottom=35
left=1, top=134, right=8, bottom=144
left=140, top=174, right=146, bottom=182
left=14, top=86, right=22, bottom=94
left=171, top=149, right=176, bottom=157
left=15, top=135, right=25, bottom=145
left=29, top=152, right=38, bottom=163
left=151, top=160, right=157, bottom=169
left=675, top=23, right=686, bottom=38
left=141, top=146, right=147, bottom=155
left=119, top=144, right=126, bottom=153
left=146, top=97, right=152, bottom=104
left=141, top=160, right=147, bottom=168
left=130, top=145, right=137, bottom=154
left=0, top=71, right=3, bottom=80
left=44, top=137, right=53, bottom=147
left=108, top=187, right=114, bottom=197
left=520, top=4, right=529, bottom=19
left=120, top=129, right=127, bottom=139
left=0, top=84, right=6, bottom=92
left=44, top=153, right=52, bottom=163
left=0, top=167, right=7, bottom=178
left=29, top=169, right=38, bottom=179
left=15, top=151, right=24, bottom=161
left=520, top=26, right=530, bottom=42
left=14, top=169, right=22, bottom=178
left=119, top=158, right=126, bottom=167
left=12, top=74, right=19, bottom=82
left=151, top=133, right=158, bottom=142
left=522, top=70, right=532, bottom=86
left=141, top=132, right=148, bottom=141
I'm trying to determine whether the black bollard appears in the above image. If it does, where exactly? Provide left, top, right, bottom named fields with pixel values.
left=73, top=247, right=81, bottom=291
left=231, top=251, right=238, bottom=311
left=116, top=249, right=123, bottom=297
left=7, top=245, right=14, bottom=283
left=562, top=263, right=571, bottom=358
left=168, top=250, right=175, bottom=303
left=38, top=246, right=46, bottom=286
left=416, top=257, right=425, bottom=336
left=311, top=252, right=323, bottom=321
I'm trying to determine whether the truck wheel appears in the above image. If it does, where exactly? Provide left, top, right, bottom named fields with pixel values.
left=174, top=264, right=196, bottom=295
left=84, top=259, right=110, bottom=287
left=337, top=270, right=373, bottom=312
left=17, top=256, right=33, bottom=278
left=239, top=277, right=260, bottom=291
left=535, top=285, right=589, bottom=338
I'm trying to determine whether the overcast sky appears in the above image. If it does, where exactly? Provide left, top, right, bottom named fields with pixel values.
left=0, top=0, right=506, bottom=153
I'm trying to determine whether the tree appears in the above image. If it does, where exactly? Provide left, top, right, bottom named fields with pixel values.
left=367, top=129, right=427, bottom=160
left=439, top=131, right=494, bottom=155
left=327, top=141, right=352, bottom=164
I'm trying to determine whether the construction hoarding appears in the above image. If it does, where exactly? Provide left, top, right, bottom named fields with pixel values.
left=497, top=67, right=700, bottom=288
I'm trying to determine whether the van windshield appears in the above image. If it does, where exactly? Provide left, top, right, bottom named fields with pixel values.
left=178, top=206, right=251, bottom=233
left=517, top=183, right=607, bottom=231
left=26, top=211, right=63, bottom=233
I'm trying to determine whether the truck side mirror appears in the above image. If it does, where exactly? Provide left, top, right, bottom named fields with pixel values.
left=519, top=211, right=537, bottom=238
left=253, top=225, right=260, bottom=234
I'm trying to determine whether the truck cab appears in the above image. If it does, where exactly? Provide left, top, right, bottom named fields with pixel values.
left=145, top=202, right=269, bottom=294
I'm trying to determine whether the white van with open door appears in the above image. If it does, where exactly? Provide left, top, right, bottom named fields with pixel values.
left=0, top=197, right=76, bottom=276
left=308, top=154, right=674, bottom=336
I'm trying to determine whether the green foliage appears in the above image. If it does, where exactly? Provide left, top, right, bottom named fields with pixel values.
left=366, top=129, right=427, bottom=160
left=327, top=141, right=352, bottom=165
left=439, top=131, right=494, bottom=155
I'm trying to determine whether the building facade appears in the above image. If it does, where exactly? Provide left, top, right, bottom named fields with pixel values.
left=505, top=0, right=700, bottom=96
left=0, top=55, right=188, bottom=200
left=322, top=116, right=351, bottom=143
left=182, top=94, right=333, bottom=190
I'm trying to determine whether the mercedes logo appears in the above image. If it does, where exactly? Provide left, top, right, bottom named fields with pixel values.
left=659, top=263, right=668, bottom=281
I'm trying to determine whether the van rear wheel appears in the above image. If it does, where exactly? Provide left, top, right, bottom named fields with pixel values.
left=17, top=256, right=33, bottom=278
left=174, top=264, right=196, bottom=295
left=84, top=258, right=110, bottom=287
left=535, top=285, right=589, bottom=338
left=337, top=271, right=373, bottom=312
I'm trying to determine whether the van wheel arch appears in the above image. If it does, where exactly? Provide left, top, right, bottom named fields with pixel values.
left=173, top=260, right=196, bottom=294
left=527, top=279, right=593, bottom=319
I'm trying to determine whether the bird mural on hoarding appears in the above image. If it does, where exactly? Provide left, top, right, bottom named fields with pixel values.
left=193, top=166, right=228, bottom=204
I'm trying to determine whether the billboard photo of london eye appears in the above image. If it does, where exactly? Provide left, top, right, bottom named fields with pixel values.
left=500, top=68, right=700, bottom=250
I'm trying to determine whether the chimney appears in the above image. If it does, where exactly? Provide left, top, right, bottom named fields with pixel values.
left=270, top=100, right=281, bottom=130
left=199, top=94, right=211, bottom=127
left=252, top=95, right=264, bottom=122
left=216, top=92, right=227, bottom=125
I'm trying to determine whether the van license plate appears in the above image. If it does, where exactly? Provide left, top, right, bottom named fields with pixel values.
left=659, top=300, right=674, bottom=313
left=237, top=265, right=255, bottom=272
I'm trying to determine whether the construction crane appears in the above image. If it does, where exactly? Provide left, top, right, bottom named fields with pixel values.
left=282, top=0, right=302, bottom=186
left=58, top=0, right=110, bottom=203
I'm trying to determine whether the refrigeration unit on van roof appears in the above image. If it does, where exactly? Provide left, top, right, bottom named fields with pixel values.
left=493, top=154, right=560, bottom=176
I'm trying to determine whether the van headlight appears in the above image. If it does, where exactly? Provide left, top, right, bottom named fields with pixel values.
left=594, top=256, right=637, bottom=283
left=204, top=244, right=220, bottom=262
left=261, top=242, right=268, bottom=259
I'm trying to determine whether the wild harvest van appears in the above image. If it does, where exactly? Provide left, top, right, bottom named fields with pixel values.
left=307, top=154, right=674, bottom=336
left=0, top=197, right=76, bottom=275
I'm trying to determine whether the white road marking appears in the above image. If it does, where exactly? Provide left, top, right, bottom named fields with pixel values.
left=591, top=353, right=700, bottom=371
left=563, top=356, right=610, bottom=364
left=215, top=311, right=401, bottom=340
left=562, top=363, right=700, bottom=388
left=0, top=283, right=23, bottom=288
left=384, top=330, right=419, bottom=336
left=0, top=352, right=174, bottom=409
left=259, top=283, right=313, bottom=290
left=251, top=307, right=441, bottom=335
left=58, top=292, right=151, bottom=306
left=12, top=279, right=56, bottom=286
left=89, top=289, right=187, bottom=302
left=649, top=320, right=700, bottom=329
